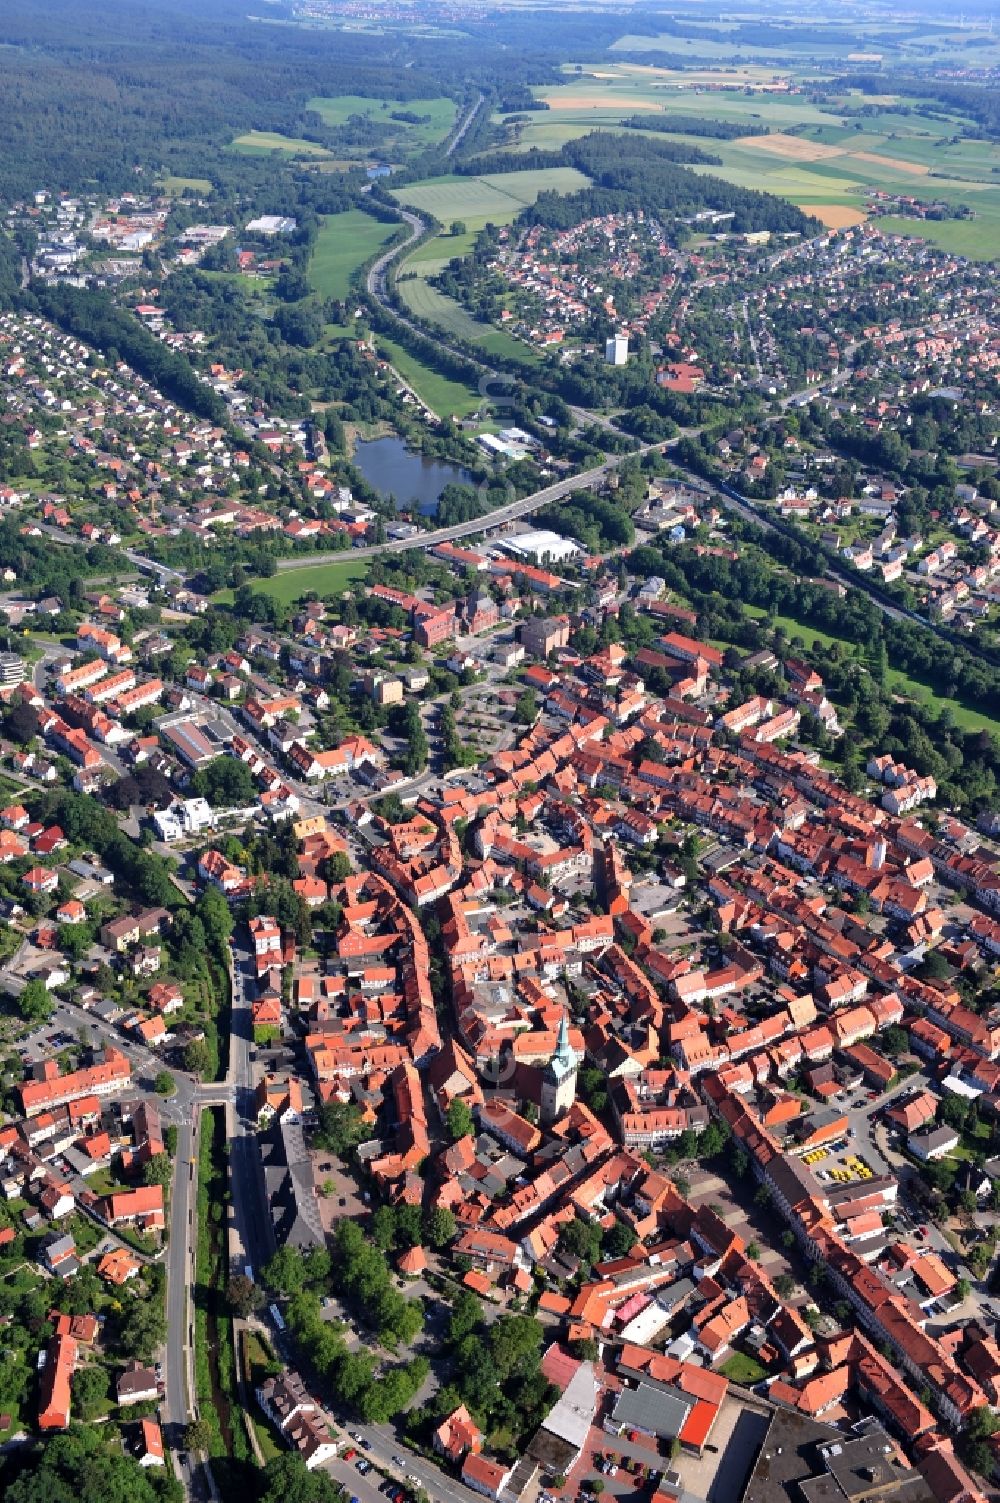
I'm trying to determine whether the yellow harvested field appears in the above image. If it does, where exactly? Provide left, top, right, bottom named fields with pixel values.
left=737, top=133, right=844, bottom=162
left=547, top=92, right=660, bottom=111
left=848, top=150, right=930, bottom=176
left=612, top=63, right=786, bottom=84
left=810, top=205, right=868, bottom=229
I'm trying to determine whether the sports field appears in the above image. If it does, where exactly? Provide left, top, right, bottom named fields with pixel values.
left=213, top=558, right=368, bottom=604
left=308, top=211, right=398, bottom=300
left=307, top=94, right=457, bottom=149
left=231, top=130, right=332, bottom=158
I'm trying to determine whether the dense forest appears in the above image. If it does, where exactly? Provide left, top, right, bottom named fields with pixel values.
left=523, top=133, right=817, bottom=236
left=0, top=0, right=692, bottom=201
left=822, top=72, right=1000, bottom=140
left=33, top=283, right=228, bottom=425
left=621, top=114, right=765, bottom=141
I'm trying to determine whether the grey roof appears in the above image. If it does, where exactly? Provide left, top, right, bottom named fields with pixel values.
left=744, top=1412, right=933, bottom=1503
left=260, top=1117, right=324, bottom=1252
left=910, top=1125, right=959, bottom=1152
left=743, top=1410, right=846, bottom=1503
left=611, top=1381, right=690, bottom=1442
left=819, top=1430, right=933, bottom=1501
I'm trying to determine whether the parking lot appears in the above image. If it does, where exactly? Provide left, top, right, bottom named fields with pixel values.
left=800, top=1138, right=881, bottom=1186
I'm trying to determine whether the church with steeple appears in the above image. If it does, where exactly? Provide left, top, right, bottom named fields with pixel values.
left=540, top=1009, right=578, bottom=1125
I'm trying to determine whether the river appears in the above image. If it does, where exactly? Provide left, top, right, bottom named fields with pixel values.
left=353, top=434, right=472, bottom=516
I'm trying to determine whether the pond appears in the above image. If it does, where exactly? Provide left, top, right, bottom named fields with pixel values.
left=353, top=434, right=473, bottom=516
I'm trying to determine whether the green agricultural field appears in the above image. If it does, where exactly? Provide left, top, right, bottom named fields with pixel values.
left=308, top=211, right=399, bottom=300
left=375, top=335, right=484, bottom=420
left=394, top=167, right=591, bottom=231
left=231, top=130, right=332, bottom=158
left=307, top=93, right=457, bottom=148
left=493, top=65, right=1000, bottom=251
left=877, top=210, right=1000, bottom=262
left=393, top=168, right=585, bottom=360
left=213, top=558, right=369, bottom=604
left=608, top=19, right=1000, bottom=71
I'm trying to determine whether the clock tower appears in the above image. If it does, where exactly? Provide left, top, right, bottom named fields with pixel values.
left=540, top=1009, right=578, bottom=1125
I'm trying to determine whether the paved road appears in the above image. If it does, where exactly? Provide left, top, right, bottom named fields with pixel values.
left=164, top=1113, right=197, bottom=1433
left=226, top=936, right=276, bottom=1280
left=326, top=1423, right=498, bottom=1503
left=276, top=450, right=636, bottom=569
left=22, top=519, right=183, bottom=585
left=445, top=93, right=484, bottom=157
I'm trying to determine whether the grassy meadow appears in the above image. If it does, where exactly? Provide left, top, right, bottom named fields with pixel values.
left=306, top=94, right=457, bottom=151
left=213, top=558, right=369, bottom=604
left=308, top=211, right=398, bottom=300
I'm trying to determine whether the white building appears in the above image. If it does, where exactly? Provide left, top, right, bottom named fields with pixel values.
left=152, top=797, right=215, bottom=843
left=502, top=529, right=580, bottom=565
left=606, top=333, right=629, bottom=366
left=246, top=215, right=296, bottom=236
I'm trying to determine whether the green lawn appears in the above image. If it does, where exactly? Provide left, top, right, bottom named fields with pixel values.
left=213, top=558, right=368, bottom=604
left=720, top=1351, right=769, bottom=1384
left=391, top=168, right=587, bottom=360
left=877, top=212, right=1000, bottom=262
left=375, top=335, right=484, bottom=420
left=308, top=211, right=399, bottom=300
left=397, top=240, right=540, bottom=363
left=161, top=175, right=212, bottom=195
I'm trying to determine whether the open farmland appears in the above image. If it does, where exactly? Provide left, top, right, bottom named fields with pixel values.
left=394, top=167, right=591, bottom=231
left=308, top=211, right=398, bottom=300
left=607, top=17, right=1000, bottom=70
left=491, top=65, right=1000, bottom=259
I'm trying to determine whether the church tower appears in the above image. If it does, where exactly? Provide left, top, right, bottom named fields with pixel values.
left=540, top=1009, right=578, bottom=1125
